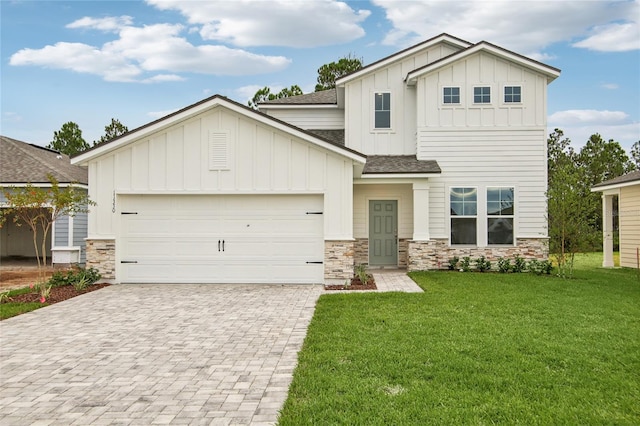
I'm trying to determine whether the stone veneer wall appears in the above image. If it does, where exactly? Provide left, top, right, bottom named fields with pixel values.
left=408, top=238, right=548, bottom=271
left=324, top=241, right=354, bottom=280
left=354, top=238, right=408, bottom=267
left=86, top=239, right=116, bottom=280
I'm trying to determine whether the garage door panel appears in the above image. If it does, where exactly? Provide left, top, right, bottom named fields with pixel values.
left=119, top=195, right=323, bottom=284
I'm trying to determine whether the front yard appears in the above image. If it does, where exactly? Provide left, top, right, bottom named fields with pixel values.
left=278, top=254, right=640, bottom=425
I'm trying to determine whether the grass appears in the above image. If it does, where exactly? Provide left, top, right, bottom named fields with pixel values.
left=278, top=253, right=640, bottom=425
left=0, top=286, right=46, bottom=320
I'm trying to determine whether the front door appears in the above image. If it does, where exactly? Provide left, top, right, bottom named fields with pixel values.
left=369, top=200, right=398, bottom=266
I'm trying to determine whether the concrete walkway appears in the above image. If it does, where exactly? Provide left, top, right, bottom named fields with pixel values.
left=0, top=284, right=322, bottom=426
left=370, top=269, right=424, bottom=293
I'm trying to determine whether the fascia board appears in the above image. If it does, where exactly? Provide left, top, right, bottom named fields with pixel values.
left=591, top=180, right=640, bottom=192
left=336, top=34, right=472, bottom=87
left=406, top=43, right=561, bottom=85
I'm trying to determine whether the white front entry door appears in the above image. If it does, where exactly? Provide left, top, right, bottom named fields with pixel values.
left=119, top=194, right=324, bottom=283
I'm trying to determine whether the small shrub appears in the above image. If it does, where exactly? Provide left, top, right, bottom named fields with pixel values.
left=497, top=257, right=512, bottom=273
left=354, top=263, right=368, bottom=284
left=476, top=256, right=491, bottom=272
left=460, top=257, right=472, bottom=272
left=513, top=255, right=527, bottom=273
left=448, top=256, right=460, bottom=270
left=0, top=291, right=9, bottom=303
left=47, top=267, right=102, bottom=290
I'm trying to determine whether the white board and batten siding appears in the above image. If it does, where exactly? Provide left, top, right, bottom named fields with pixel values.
left=344, top=43, right=462, bottom=156
left=86, top=104, right=355, bottom=283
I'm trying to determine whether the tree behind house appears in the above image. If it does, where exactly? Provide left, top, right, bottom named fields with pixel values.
left=48, top=121, right=89, bottom=156
left=95, top=118, right=128, bottom=146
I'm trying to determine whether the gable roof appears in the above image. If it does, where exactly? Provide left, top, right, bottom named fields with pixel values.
left=72, top=95, right=366, bottom=165
left=405, top=41, right=561, bottom=84
left=592, top=170, right=640, bottom=191
left=0, top=136, right=88, bottom=185
left=336, top=33, right=472, bottom=86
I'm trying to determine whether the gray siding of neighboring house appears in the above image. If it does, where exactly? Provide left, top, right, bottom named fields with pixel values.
left=54, top=214, right=69, bottom=247
left=73, top=211, right=88, bottom=264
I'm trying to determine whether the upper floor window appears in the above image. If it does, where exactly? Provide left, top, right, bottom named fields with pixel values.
left=450, top=187, right=477, bottom=245
left=504, top=86, right=522, bottom=103
left=487, top=187, right=514, bottom=245
left=374, top=92, right=391, bottom=129
left=443, top=87, right=460, bottom=104
left=474, top=86, right=491, bottom=103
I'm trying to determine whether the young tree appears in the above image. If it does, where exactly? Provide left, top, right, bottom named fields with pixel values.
left=48, top=121, right=89, bottom=156
left=248, top=85, right=303, bottom=109
left=0, top=176, right=94, bottom=293
left=95, top=118, right=128, bottom=146
left=546, top=129, right=593, bottom=277
left=315, top=53, right=363, bottom=92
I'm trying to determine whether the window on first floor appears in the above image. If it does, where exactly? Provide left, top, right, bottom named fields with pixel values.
left=374, top=92, right=391, bottom=129
left=450, top=187, right=477, bottom=245
left=474, top=86, right=491, bottom=103
left=450, top=186, right=516, bottom=246
left=504, top=86, right=521, bottom=103
left=487, top=187, right=514, bottom=245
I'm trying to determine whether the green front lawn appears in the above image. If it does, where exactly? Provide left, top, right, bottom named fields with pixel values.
left=279, top=254, right=640, bottom=425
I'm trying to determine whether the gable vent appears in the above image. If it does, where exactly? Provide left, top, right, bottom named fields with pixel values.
left=209, top=131, right=229, bottom=170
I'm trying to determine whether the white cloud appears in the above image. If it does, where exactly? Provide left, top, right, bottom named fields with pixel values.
left=235, top=85, right=266, bottom=103
left=147, top=109, right=180, bottom=119
left=548, top=109, right=639, bottom=150
left=372, top=0, right=638, bottom=56
left=66, top=16, right=133, bottom=32
left=146, top=0, right=370, bottom=47
left=2, top=111, right=23, bottom=123
left=601, top=83, right=619, bottom=90
left=9, top=22, right=291, bottom=82
left=573, top=22, right=640, bottom=52
left=549, top=109, right=629, bottom=125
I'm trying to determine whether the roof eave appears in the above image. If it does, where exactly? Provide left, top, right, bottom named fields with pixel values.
left=591, top=179, right=640, bottom=192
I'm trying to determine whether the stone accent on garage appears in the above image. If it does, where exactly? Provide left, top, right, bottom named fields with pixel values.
left=86, top=239, right=116, bottom=280
left=324, top=240, right=354, bottom=281
left=408, top=238, right=549, bottom=271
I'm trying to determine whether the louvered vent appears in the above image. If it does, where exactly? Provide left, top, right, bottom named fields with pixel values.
left=208, top=131, right=228, bottom=170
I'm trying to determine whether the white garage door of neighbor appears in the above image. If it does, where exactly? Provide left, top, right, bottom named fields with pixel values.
left=119, top=194, right=324, bottom=284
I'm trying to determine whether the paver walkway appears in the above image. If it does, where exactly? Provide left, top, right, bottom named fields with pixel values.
left=371, top=269, right=424, bottom=293
left=0, top=284, right=322, bottom=426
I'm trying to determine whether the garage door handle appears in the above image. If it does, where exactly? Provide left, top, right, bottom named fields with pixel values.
left=218, top=240, right=221, bottom=252
left=222, top=240, right=225, bottom=251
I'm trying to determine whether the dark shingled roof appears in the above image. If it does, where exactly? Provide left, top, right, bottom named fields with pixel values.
left=363, top=156, right=441, bottom=174
left=260, top=88, right=337, bottom=105
left=307, top=129, right=345, bottom=145
left=593, top=170, right=640, bottom=189
left=0, top=136, right=88, bottom=185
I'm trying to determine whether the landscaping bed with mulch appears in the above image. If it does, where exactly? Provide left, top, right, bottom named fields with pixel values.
left=3, top=283, right=111, bottom=305
left=325, top=276, right=377, bottom=291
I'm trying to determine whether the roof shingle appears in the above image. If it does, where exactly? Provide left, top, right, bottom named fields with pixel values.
left=363, top=156, right=441, bottom=174
left=0, top=136, right=88, bottom=185
left=592, top=170, right=640, bottom=189
left=260, top=89, right=337, bottom=105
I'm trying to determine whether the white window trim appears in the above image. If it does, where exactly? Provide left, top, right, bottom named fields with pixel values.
left=472, top=85, right=492, bottom=105
left=502, top=85, right=523, bottom=105
left=371, top=90, right=393, bottom=132
left=448, top=186, right=479, bottom=247
left=486, top=186, right=516, bottom=247
left=441, top=85, right=462, bottom=107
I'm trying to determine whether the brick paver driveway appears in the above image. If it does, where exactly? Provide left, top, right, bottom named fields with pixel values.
left=0, top=284, right=322, bottom=425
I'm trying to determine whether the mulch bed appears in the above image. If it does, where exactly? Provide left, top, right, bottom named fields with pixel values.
left=325, top=276, right=377, bottom=291
left=3, top=283, right=111, bottom=304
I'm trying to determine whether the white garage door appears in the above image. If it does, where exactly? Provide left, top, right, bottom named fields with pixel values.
left=119, top=195, right=324, bottom=284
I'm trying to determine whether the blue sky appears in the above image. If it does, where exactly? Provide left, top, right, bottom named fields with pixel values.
left=2, top=0, right=639, bottom=153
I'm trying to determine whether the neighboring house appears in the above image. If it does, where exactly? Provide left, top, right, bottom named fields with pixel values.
left=71, top=33, right=560, bottom=284
left=592, top=170, right=640, bottom=268
left=0, top=136, right=89, bottom=264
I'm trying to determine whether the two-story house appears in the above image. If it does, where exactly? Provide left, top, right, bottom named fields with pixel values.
left=72, top=33, right=560, bottom=284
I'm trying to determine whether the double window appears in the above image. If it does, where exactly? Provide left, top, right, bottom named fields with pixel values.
left=450, top=187, right=514, bottom=246
left=374, top=92, right=391, bottom=129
